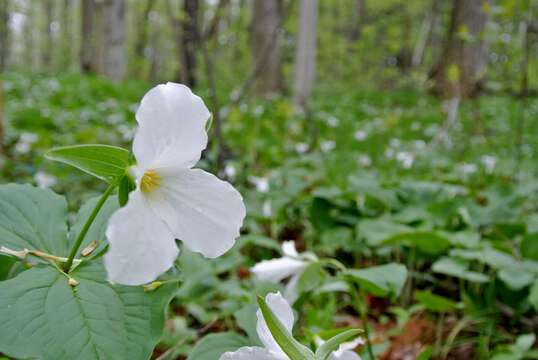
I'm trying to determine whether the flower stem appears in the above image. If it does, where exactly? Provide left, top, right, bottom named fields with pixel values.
left=63, top=183, right=116, bottom=272
left=356, top=287, right=375, bottom=360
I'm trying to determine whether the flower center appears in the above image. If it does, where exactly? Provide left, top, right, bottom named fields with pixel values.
left=140, top=170, right=162, bottom=193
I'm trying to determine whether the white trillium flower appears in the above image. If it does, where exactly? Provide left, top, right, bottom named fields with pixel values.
left=220, top=292, right=361, bottom=360
left=481, top=155, right=497, bottom=174
left=314, top=336, right=364, bottom=360
left=251, top=241, right=312, bottom=303
left=104, top=83, right=246, bottom=285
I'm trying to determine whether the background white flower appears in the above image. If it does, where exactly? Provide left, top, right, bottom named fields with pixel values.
left=104, top=83, right=246, bottom=285
left=251, top=241, right=312, bottom=303
left=220, top=292, right=361, bottom=360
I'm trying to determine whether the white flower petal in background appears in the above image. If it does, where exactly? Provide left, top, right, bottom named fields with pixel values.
left=220, top=347, right=282, bottom=360
left=105, top=191, right=179, bottom=285
left=354, top=130, right=367, bottom=141
left=396, top=151, right=414, bottom=169
left=251, top=241, right=311, bottom=303
left=34, top=171, right=57, bottom=189
left=295, top=142, right=309, bottom=154
left=329, top=337, right=364, bottom=360
left=251, top=257, right=307, bottom=283
left=321, top=140, right=336, bottom=153
left=105, top=83, right=245, bottom=285
left=481, top=155, right=497, bottom=174
left=250, top=176, right=270, bottom=193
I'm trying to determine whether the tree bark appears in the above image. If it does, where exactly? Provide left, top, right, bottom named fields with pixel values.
left=59, top=0, right=73, bottom=70
left=251, top=0, right=283, bottom=97
left=103, top=0, right=126, bottom=82
left=348, top=0, right=366, bottom=41
left=430, top=0, right=492, bottom=98
left=80, top=0, right=97, bottom=73
left=412, top=0, right=442, bottom=67
left=0, top=0, right=9, bottom=72
left=180, top=0, right=199, bottom=87
left=293, top=0, right=318, bottom=109
left=134, top=0, right=156, bottom=77
left=42, top=0, right=54, bottom=68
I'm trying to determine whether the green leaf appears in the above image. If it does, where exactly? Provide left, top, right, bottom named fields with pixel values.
left=69, top=195, right=119, bottom=260
left=432, top=257, right=489, bottom=283
left=415, top=291, right=458, bottom=312
left=346, top=263, right=407, bottom=298
left=416, top=346, right=433, bottom=360
left=46, top=144, right=130, bottom=184
left=521, top=233, right=538, bottom=261
left=498, top=264, right=535, bottom=291
left=256, top=295, right=316, bottom=360
left=297, top=262, right=327, bottom=294
left=384, top=231, right=451, bottom=255
left=187, top=332, right=251, bottom=360
left=315, top=329, right=362, bottom=360
left=0, top=184, right=69, bottom=256
left=234, top=303, right=262, bottom=345
left=0, top=261, right=177, bottom=360
left=529, top=279, right=538, bottom=312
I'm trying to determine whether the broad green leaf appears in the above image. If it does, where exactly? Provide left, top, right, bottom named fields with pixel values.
left=415, top=291, right=458, bottom=312
left=46, top=144, right=130, bottom=183
left=69, top=195, right=119, bottom=260
left=449, top=248, right=514, bottom=269
left=315, top=328, right=362, bottom=360
left=383, top=231, right=451, bottom=255
left=346, top=263, right=407, bottom=298
left=521, top=233, right=538, bottom=261
left=498, top=265, right=535, bottom=291
left=432, top=257, right=489, bottom=283
left=256, top=296, right=316, bottom=360
left=0, top=184, right=69, bottom=256
left=187, top=332, right=251, bottom=360
left=529, top=279, right=538, bottom=312
left=297, top=262, right=327, bottom=294
left=358, top=219, right=411, bottom=247
left=0, top=261, right=177, bottom=360
left=234, top=303, right=262, bottom=345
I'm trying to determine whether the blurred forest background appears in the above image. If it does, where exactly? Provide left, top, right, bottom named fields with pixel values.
left=2, top=0, right=538, bottom=359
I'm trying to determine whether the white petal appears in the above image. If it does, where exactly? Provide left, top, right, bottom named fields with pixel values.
left=133, top=83, right=210, bottom=169
left=282, top=241, right=299, bottom=257
left=150, top=168, right=245, bottom=258
left=284, top=272, right=301, bottom=304
left=104, top=191, right=179, bottom=285
left=330, top=338, right=364, bottom=360
left=251, top=257, right=307, bottom=283
left=329, top=351, right=362, bottom=360
left=219, top=347, right=284, bottom=360
left=256, top=292, right=295, bottom=358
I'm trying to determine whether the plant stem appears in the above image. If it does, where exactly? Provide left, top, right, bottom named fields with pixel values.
left=63, top=183, right=116, bottom=272
left=356, top=287, right=375, bottom=360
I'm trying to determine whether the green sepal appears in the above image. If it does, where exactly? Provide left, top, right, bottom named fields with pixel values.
left=256, top=295, right=316, bottom=360
left=118, top=173, right=136, bottom=206
left=315, top=329, right=363, bottom=360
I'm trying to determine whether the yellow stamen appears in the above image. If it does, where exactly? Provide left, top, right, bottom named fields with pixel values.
left=140, top=170, right=162, bottom=193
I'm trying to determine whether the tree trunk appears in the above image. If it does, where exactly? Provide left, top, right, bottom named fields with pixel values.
left=251, top=0, right=283, bottom=97
left=412, top=0, right=442, bottom=67
left=179, top=0, right=199, bottom=87
left=42, top=0, right=54, bottom=69
left=59, top=0, right=73, bottom=70
left=348, top=0, right=366, bottom=41
left=293, top=0, right=318, bottom=109
left=430, top=0, right=492, bottom=98
left=103, top=0, right=126, bottom=82
left=80, top=0, right=97, bottom=73
left=133, top=0, right=156, bottom=77
left=0, top=0, right=9, bottom=72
